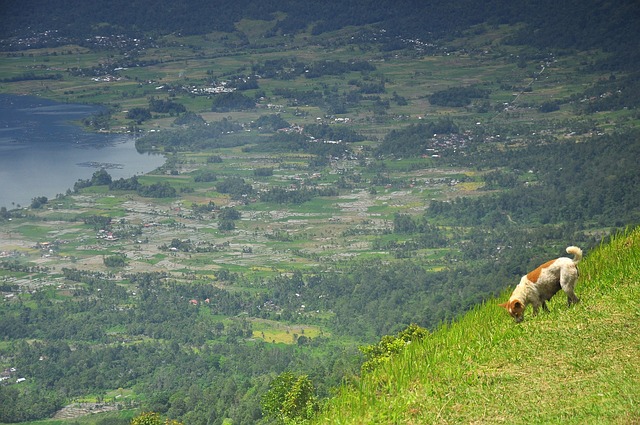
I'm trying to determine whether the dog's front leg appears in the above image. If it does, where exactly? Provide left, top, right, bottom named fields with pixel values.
left=532, top=303, right=540, bottom=316
left=542, top=301, right=550, bottom=312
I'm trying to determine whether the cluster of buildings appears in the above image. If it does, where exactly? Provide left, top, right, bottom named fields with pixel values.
left=0, top=368, right=25, bottom=385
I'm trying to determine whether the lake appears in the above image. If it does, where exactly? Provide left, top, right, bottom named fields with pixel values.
left=0, top=94, right=165, bottom=209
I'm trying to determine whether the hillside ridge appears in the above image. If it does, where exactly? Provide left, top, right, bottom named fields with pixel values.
left=2, top=0, right=640, bottom=66
left=316, top=227, right=640, bottom=424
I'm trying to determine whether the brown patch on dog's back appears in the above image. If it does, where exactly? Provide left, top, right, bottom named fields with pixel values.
left=526, top=259, right=555, bottom=283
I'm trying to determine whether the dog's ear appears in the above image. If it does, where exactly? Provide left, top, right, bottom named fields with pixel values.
left=498, top=302, right=509, bottom=310
left=513, top=301, right=524, bottom=312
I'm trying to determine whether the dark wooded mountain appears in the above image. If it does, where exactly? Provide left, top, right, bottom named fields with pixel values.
left=2, top=0, right=640, bottom=68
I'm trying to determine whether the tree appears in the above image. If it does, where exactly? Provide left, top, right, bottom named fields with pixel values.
left=136, top=182, right=177, bottom=198
left=539, top=100, right=560, bottom=112
left=218, top=207, right=241, bottom=220
left=130, top=412, right=184, bottom=425
left=148, top=97, right=186, bottom=114
left=261, top=372, right=318, bottom=424
left=110, top=175, right=140, bottom=191
left=254, top=167, right=274, bottom=177
left=104, top=254, right=127, bottom=267
left=211, top=92, right=255, bottom=112
left=126, top=107, right=152, bottom=124
left=174, top=111, right=205, bottom=127
left=215, top=177, right=253, bottom=199
left=252, top=114, right=290, bottom=131
left=194, top=171, right=217, bottom=182
left=92, top=169, right=113, bottom=186
left=30, top=196, right=48, bottom=209
left=393, top=213, right=417, bottom=233
left=218, top=219, right=236, bottom=231
left=428, top=86, right=489, bottom=107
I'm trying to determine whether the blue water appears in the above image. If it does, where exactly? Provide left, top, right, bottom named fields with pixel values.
left=0, top=94, right=165, bottom=208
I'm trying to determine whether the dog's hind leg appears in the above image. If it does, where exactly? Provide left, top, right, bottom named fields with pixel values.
left=560, top=267, right=580, bottom=306
left=566, top=292, right=580, bottom=306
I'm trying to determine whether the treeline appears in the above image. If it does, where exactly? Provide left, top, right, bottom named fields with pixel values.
left=74, top=170, right=177, bottom=198
left=125, top=98, right=187, bottom=124
left=304, top=123, right=365, bottom=143
left=272, top=86, right=370, bottom=115
left=251, top=114, right=290, bottom=132
left=215, top=177, right=254, bottom=200
left=507, top=0, right=640, bottom=69
left=30, top=196, right=48, bottom=209
left=174, top=111, right=206, bottom=127
left=211, top=92, right=256, bottom=112
left=304, top=60, right=376, bottom=78
left=135, top=118, right=249, bottom=152
left=73, top=167, right=344, bottom=205
left=544, top=72, right=640, bottom=115
left=428, top=86, right=490, bottom=107
left=259, top=186, right=339, bottom=204
left=376, top=119, right=459, bottom=157
left=149, top=97, right=186, bottom=114
left=0, top=72, right=62, bottom=82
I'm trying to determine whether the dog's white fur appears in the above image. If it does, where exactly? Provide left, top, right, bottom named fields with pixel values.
left=500, top=246, right=582, bottom=322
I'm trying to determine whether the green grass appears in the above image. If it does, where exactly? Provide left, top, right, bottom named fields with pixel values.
left=14, top=224, right=52, bottom=240
left=315, top=226, right=640, bottom=424
left=251, top=318, right=328, bottom=344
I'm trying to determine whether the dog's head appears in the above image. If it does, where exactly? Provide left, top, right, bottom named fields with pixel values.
left=499, top=299, right=525, bottom=323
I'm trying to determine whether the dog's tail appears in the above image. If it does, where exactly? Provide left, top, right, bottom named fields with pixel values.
left=566, top=246, right=582, bottom=263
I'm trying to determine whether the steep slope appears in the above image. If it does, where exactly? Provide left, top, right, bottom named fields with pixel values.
left=316, top=227, right=640, bottom=424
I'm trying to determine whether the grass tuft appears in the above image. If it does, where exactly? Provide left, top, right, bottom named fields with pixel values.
left=316, top=227, right=640, bottom=424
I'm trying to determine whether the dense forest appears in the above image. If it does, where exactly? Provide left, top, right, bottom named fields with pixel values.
left=2, top=0, right=639, bottom=64
left=435, top=129, right=640, bottom=228
left=0, top=270, right=358, bottom=424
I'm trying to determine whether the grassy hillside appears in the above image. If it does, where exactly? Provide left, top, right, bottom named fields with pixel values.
left=316, top=227, right=640, bottom=424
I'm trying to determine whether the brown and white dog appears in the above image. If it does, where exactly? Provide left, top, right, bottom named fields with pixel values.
left=500, top=246, right=582, bottom=322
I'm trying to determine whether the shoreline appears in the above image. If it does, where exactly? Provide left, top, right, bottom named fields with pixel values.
left=0, top=93, right=166, bottom=209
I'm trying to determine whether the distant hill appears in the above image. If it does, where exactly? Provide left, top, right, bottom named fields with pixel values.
left=314, top=226, right=640, bottom=423
left=2, top=0, right=639, bottom=68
